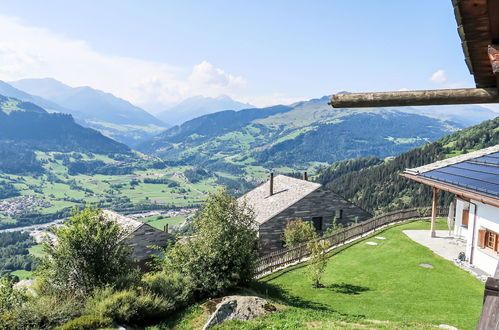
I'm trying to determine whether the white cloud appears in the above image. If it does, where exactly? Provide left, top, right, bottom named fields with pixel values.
left=0, top=15, right=253, bottom=109
left=429, top=69, right=447, bottom=84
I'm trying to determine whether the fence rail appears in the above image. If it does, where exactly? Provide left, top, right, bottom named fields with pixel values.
left=254, top=206, right=448, bottom=278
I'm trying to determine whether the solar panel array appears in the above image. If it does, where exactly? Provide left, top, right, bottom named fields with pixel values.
left=420, top=152, right=499, bottom=198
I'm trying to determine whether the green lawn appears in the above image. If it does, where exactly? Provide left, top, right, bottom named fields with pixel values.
left=161, top=219, right=484, bottom=329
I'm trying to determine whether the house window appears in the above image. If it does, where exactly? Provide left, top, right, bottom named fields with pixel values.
left=335, top=209, right=343, bottom=220
left=312, top=217, right=323, bottom=231
left=479, top=229, right=498, bottom=252
left=486, top=231, right=497, bottom=250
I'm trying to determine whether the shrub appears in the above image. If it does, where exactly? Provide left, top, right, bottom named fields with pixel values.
left=37, top=207, right=134, bottom=295
left=0, top=276, right=27, bottom=314
left=164, top=189, right=258, bottom=298
left=12, top=294, right=83, bottom=330
left=56, top=315, right=112, bottom=330
left=85, top=288, right=169, bottom=324
left=142, top=271, right=193, bottom=308
left=283, top=218, right=317, bottom=248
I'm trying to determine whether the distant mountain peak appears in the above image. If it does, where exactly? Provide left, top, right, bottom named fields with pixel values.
left=157, top=95, right=254, bottom=125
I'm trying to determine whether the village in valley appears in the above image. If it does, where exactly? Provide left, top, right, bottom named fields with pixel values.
left=0, top=1, right=498, bottom=329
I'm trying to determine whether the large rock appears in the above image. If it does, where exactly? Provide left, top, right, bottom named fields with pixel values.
left=202, top=295, right=276, bottom=329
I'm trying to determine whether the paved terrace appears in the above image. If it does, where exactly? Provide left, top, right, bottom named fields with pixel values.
left=403, top=230, right=489, bottom=281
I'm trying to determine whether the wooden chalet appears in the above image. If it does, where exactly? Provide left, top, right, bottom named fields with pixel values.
left=103, top=210, right=175, bottom=269
left=238, top=173, right=371, bottom=254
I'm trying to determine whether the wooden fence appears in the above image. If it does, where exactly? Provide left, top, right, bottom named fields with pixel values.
left=477, top=264, right=499, bottom=329
left=254, top=206, right=448, bottom=278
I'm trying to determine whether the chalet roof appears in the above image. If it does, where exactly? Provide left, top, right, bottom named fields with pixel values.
left=102, top=210, right=144, bottom=236
left=402, top=144, right=499, bottom=206
left=238, top=175, right=321, bottom=224
left=102, top=210, right=175, bottom=262
left=453, top=0, right=499, bottom=89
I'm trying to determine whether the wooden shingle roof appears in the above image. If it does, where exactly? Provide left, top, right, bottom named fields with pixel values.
left=238, top=175, right=321, bottom=224
left=453, top=0, right=499, bottom=88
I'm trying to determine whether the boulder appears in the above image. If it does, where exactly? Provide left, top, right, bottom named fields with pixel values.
left=202, top=295, right=276, bottom=329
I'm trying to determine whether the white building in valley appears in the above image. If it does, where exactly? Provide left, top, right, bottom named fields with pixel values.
left=402, top=145, right=499, bottom=275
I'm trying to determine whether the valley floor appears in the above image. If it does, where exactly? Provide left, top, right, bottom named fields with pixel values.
left=159, top=219, right=484, bottom=329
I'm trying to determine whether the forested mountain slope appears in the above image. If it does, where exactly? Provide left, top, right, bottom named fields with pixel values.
left=318, top=117, right=499, bottom=214
left=139, top=96, right=487, bottom=170
left=0, top=95, right=130, bottom=174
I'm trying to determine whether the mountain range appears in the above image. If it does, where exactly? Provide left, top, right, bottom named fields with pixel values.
left=156, top=95, right=254, bottom=125
left=0, top=94, right=129, bottom=174
left=4, top=79, right=168, bottom=146
left=138, top=95, right=498, bottom=171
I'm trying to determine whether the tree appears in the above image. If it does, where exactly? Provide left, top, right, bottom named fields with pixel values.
left=324, top=217, right=343, bottom=236
left=37, top=207, right=134, bottom=295
left=283, top=218, right=317, bottom=248
left=164, top=189, right=258, bottom=298
left=307, top=239, right=329, bottom=288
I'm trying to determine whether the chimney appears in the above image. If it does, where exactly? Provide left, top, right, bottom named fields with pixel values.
left=163, top=224, right=169, bottom=233
left=269, top=172, right=274, bottom=196
left=303, top=171, right=308, bottom=181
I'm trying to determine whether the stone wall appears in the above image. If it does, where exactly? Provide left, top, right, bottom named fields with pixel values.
left=258, top=186, right=371, bottom=254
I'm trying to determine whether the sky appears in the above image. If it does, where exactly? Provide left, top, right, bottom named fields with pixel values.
left=1, top=0, right=492, bottom=112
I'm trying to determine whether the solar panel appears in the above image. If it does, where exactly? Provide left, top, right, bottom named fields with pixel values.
left=473, top=152, right=499, bottom=165
left=419, top=155, right=499, bottom=198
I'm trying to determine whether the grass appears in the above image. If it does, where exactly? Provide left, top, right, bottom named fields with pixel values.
left=28, top=244, right=44, bottom=258
left=140, top=215, right=186, bottom=230
left=10, top=270, right=33, bottom=280
left=161, top=219, right=484, bottom=330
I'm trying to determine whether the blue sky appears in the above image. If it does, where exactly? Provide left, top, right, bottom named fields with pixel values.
left=0, top=1, right=480, bottom=111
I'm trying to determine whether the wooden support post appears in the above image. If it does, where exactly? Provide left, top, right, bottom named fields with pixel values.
left=431, top=187, right=439, bottom=238
left=329, top=88, right=499, bottom=108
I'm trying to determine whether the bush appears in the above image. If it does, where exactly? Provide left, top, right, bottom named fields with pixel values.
left=283, top=218, right=317, bottom=248
left=56, top=315, right=112, bottom=330
left=37, top=207, right=134, bottom=295
left=164, top=189, right=258, bottom=298
left=12, top=294, right=83, bottom=330
left=142, top=271, right=193, bottom=308
left=85, top=288, right=170, bottom=324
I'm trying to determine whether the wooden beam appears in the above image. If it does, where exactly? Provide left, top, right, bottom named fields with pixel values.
left=488, top=0, right=499, bottom=43
left=329, top=88, right=499, bottom=108
left=431, top=187, right=438, bottom=238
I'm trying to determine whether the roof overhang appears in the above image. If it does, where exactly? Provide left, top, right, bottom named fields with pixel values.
left=330, top=0, right=499, bottom=108
left=400, top=172, right=499, bottom=207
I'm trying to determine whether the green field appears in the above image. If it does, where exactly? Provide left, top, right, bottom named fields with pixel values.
left=28, top=244, right=44, bottom=258
left=139, top=215, right=186, bottom=230
left=0, top=151, right=223, bottom=228
left=162, top=219, right=484, bottom=330
left=10, top=270, right=33, bottom=280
